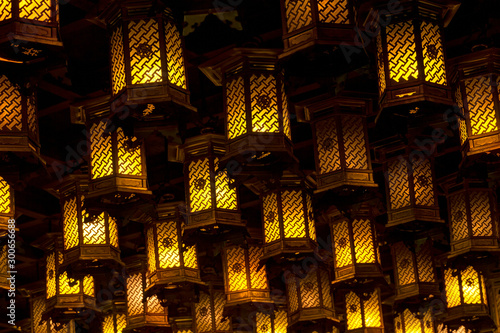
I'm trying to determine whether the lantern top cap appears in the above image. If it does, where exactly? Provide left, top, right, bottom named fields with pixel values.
left=123, top=254, right=148, bottom=270
left=447, top=47, right=500, bottom=78
left=31, top=233, right=63, bottom=252
left=439, top=173, right=491, bottom=194
left=295, top=93, right=373, bottom=122
left=182, top=133, right=227, bottom=158
left=101, top=0, right=175, bottom=22
left=155, top=201, right=185, bottom=220
left=200, top=48, right=282, bottom=86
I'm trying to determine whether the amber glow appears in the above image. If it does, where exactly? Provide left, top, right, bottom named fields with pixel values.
left=0, top=177, right=12, bottom=215
left=345, top=289, right=382, bottom=330
left=225, top=245, right=268, bottom=293
left=126, top=272, right=164, bottom=316
left=332, top=218, right=377, bottom=269
left=103, top=314, right=126, bottom=333
left=195, top=290, right=230, bottom=333
left=284, top=0, right=349, bottom=33
left=444, top=266, right=487, bottom=309
left=394, top=308, right=435, bottom=333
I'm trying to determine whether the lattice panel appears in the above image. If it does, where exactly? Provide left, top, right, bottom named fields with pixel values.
left=147, top=293, right=164, bottom=314
left=413, top=158, right=435, bottom=206
left=46, top=252, right=56, bottom=298
left=281, top=79, right=292, bottom=140
left=146, top=228, right=156, bottom=273
left=19, top=0, right=51, bottom=21
left=346, top=292, right=362, bottom=329
left=416, top=242, right=435, bottom=283
left=63, top=197, right=79, bottom=250
left=465, top=76, right=498, bottom=135
left=109, top=216, right=118, bottom=248
left=188, top=158, right=212, bottom=212
left=249, top=246, right=268, bottom=290
left=50, top=321, right=67, bottom=333
left=423, top=309, right=435, bottom=333
left=196, top=291, right=213, bottom=333
left=386, top=21, right=419, bottom=82
left=157, top=221, right=180, bottom=268
left=215, top=158, right=237, bottom=210
left=116, top=314, right=127, bottom=333
left=226, top=76, right=247, bottom=140
left=333, top=220, right=352, bottom=268
left=299, top=269, right=320, bottom=308
left=103, top=315, right=114, bottom=333
left=281, top=190, right=306, bottom=238
left=306, top=194, right=316, bottom=241
left=395, top=242, right=416, bottom=286
left=128, top=19, right=162, bottom=84
left=90, top=121, right=113, bottom=179
left=286, top=275, right=298, bottom=313
left=0, top=177, right=12, bottom=214
left=256, top=313, right=271, bottom=333
left=342, top=116, right=368, bottom=169
left=226, top=246, right=247, bottom=291
left=318, top=0, right=349, bottom=24
left=455, top=88, right=468, bottom=145
left=27, top=91, right=38, bottom=139
left=214, top=291, right=230, bottom=331
left=0, top=1, right=11, bottom=21
left=263, top=193, right=280, bottom=243
left=444, top=268, right=461, bottom=308
left=353, top=219, right=376, bottom=264
left=469, top=191, right=493, bottom=237
left=0, top=75, right=22, bottom=132
left=33, top=297, right=46, bottom=333
left=274, top=310, right=287, bottom=333
left=316, top=117, right=340, bottom=174
left=59, top=271, right=80, bottom=295
left=0, top=246, right=5, bottom=277
left=165, top=21, right=186, bottom=89
left=376, top=34, right=386, bottom=95
left=461, top=266, right=481, bottom=304
left=364, top=290, right=382, bottom=327
left=83, top=212, right=106, bottom=245
left=285, top=0, right=312, bottom=33
left=184, top=245, right=198, bottom=269
left=250, top=74, right=279, bottom=133
left=388, top=159, right=411, bottom=209
left=395, top=315, right=403, bottom=333
left=110, top=26, right=126, bottom=94
left=450, top=192, right=469, bottom=241
left=403, top=309, right=421, bottom=333
left=127, top=273, right=144, bottom=315
left=320, top=269, right=333, bottom=309
left=421, top=21, right=446, bottom=85
left=117, top=128, right=142, bottom=176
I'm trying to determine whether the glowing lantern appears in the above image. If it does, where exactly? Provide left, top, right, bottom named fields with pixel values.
left=449, top=48, right=500, bottom=155
left=394, top=308, right=435, bottom=333
left=367, top=0, right=459, bottom=109
left=285, top=266, right=338, bottom=330
left=392, top=239, right=439, bottom=301
left=0, top=176, right=14, bottom=237
left=102, top=0, right=191, bottom=107
left=280, top=0, right=355, bottom=56
left=199, top=49, right=296, bottom=178
left=194, top=287, right=231, bottom=333
left=443, top=178, right=500, bottom=258
left=330, top=205, right=382, bottom=282
left=344, top=289, right=384, bottom=332
left=0, top=244, right=8, bottom=290
left=57, top=175, right=123, bottom=275
left=0, top=75, right=39, bottom=156
left=233, top=309, right=288, bottom=333
left=102, top=300, right=127, bottom=333
left=437, top=325, right=471, bottom=333
left=30, top=293, right=73, bottom=333
left=124, top=255, right=170, bottom=331
left=183, top=134, right=242, bottom=231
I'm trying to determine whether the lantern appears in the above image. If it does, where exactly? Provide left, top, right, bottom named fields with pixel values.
left=394, top=308, right=435, bottom=333
left=222, top=242, right=273, bottom=307
left=448, top=48, right=500, bottom=155
left=124, top=255, right=169, bottom=331
left=258, top=175, right=317, bottom=260
left=280, top=0, right=355, bottom=57
left=443, top=178, right=500, bottom=258
left=194, top=287, right=231, bottom=333
left=344, top=289, right=384, bottom=333
left=303, top=96, right=376, bottom=192
left=0, top=176, right=14, bottom=236
left=0, top=75, right=39, bottom=156
left=330, top=205, right=382, bottom=282
left=392, top=239, right=439, bottom=301
left=58, top=175, right=123, bottom=275
left=199, top=49, right=296, bottom=178
left=381, top=147, right=442, bottom=228
left=102, top=0, right=192, bottom=108
left=367, top=0, right=459, bottom=109
left=31, top=293, right=73, bottom=333
left=171, top=317, right=194, bottom=333
left=183, top=134, right=242, bottom=231
left=285, top=266, right=338, bottom=329
left=232, top=309, right=288, bottom=333
left=437, top=325, right=471, bottom=333
left=0, top=244, right=8, bottom=290
left=101, top=300, right=127, bottom=333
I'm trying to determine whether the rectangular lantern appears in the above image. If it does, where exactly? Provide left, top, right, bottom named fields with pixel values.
left=0, top=176, right=14, bottom=237
left=101, top=300, right=127, bottom=333
left=280, top=0, right=355, bottom=57
left=102, top=0, right=192, bottom=108
left=31, top=293, right=73, bottom=333
left=0, top=75, right=40, bottom=156
left=394, top=308, right=435, bottom=333
left=344, top=289, right=384, bottom=333
left=392, top=239, right=439, bottom=301
left=366, top=0, right=459, bottom=109
left=437, top=325, right=471, bottom=333
left=194, top=286, right=231, bottom=333
left=124, top=255, right=170, bottom=331
left=448, top=48, right=500, bottom=155
left=183, top=134, right=243, bottom=231
left=443, top=177, right=500, bottom=258
left=199, top=49, right=297, bottom=178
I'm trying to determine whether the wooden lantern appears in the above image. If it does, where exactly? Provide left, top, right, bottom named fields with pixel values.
left=233, top=309, right=288, bottom=333
left=0, top=176, right=14, bottom=237
left=101, top=300, right=127, bottom=333
left=30, top=293, right=73, bottom=333
left=344, top=289, right=384, bottom=333
left=394, top=308, right=436, bottom=333
left=448, top=48, right=500, bottom=155
left=0, top=243, right=9, bottom=290
left=194, top=286, right=231, bottom=333
left=437, top=325, right=471, bottom=333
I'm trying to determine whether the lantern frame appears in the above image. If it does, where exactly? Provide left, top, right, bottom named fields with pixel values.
left=30, top=291, right=74, bottom=333
left=101, top=300, right=127, bottom=333
left=0, top=176, right=14, bottom=237
left=194, top=285, right=232, bottom=333
left=394, top=308, right=436, bottom=333
left=0, top=244, right=9, bottom=290
left=232, top=307, right=288, bottom=333
left=344, top=288, right=384, bottom=333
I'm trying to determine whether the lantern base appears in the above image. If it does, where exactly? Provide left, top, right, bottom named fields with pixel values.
left=60, top=247, right=125, bottom=280
left=333, top=263, right=384, bottom=284
left=379, top=81, right=453, bottom=110
left=463, top=132, right=500, bottom=156
left=147, top=282, right=202, bottom=309
left=186, top=209, right=245, bottom=231
left=261, top=238, right=318, bottom=262
left=394, top=283, right=441, bottom=304
left=225, top=290, right=274, bottom=308
left=124, top=315, right=171, bottom=333
left=148, top=267, right=203, bottom=289
left=315, top=170, right=377, bottom=194
left=43, top=295, right=99, bottom=322
left=443, top=305, right=493, bottom=329
left=87, top=175, right=152, bottom=204
left=449, top=240, right=500, bottom=259
left=0, top=137, right=42, bottom=162
left=387, top=206, right=444, bottom=229
left=346, top=328, right=385, bottom=333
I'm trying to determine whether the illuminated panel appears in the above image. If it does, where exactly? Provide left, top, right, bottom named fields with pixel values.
left=32, top=296, right=46, bottom=333
left=83, top=275, right=94, bottom=296
left=215, top=158, right=237, bottom=210
left=346, top=292, right=362, bottom=330
left=0, top=75, right=22, bottom=132
left=306, top=194, right=316, bottom=241
left=127, top=273, right=143, bottom=316
left=117, top=128, right=142, bottom=176
left=164, top=21, right=187, bottom=89
left=388, top=159, right=411, bottom=209
left=353, top=219, right=376, bottom=264
left=395, top=309, right=435, bottom=333
left=188, top=158, right=212, bottom=212
left=420, top=21, right=446, bottom=85
left=461, top=266, right=481, bottom=304
left=109, top=215, right=118, bottom=248
left=19, top=0, right=51, bottom=21
left=110, top=26, right=126, bottom=94
left=249, top=246, right=267, bottom=290
left=0, top=177, right=12, bottom=215
left=364, top=290, right=382, bottom=327
left=318, top=0, right=349, bottom=24
left=285, top=0, right=312, bottom=33
left=416, top=242, right=435, bottom=283
left=386, top=21, right=419, bottom=82
left=226, top=246, right=247, bottom=291
left=62, top=197, right=79, bottom=249
left=90, top=121, right=113, bottom=179
left=316, top=117, right=340, bottom=174
left=146, top=228, right=157, bottom=273
left=413, top=158, right=435, bottom=206
left=82, top=212, right=107, bottom=245
left=465, top=76, right=498, bottom=135
left=256, top=313, right=272, bottom=333
left=444, top=268, right=461, bottom=308
left=449, top=192, right=468, bottom=241
left=195, top=290, right=230, bottom=333
left=286, top=275, right=299, bottom=313
left=376, top=34, right=386, bottom=95
left=469, top=191, right=493, bottom=237
left=281, top=79, right=292, bottom=140
left=332, top=220, right=352, bottom=268
left=104, top=313, right=126, bottom=333
left=282, top=190, right=306, bottom=238
left=46, top=252, right=56, bottom=298
left=157, top=221, right=181, bottom=268
left=346, top=290, right=382, bottom=330
left=263, top=193, right=280, bottom=243
left=299, top=269, right=320, bottom=308
left=250, top=74, right=279, bottom=133
left=394, top=242, right=416, bottom=286
left=128, top=19, right=162, bottom=84
left=454, top=88, right=468, bottom=145
left=0, top=1, right=11, bottom=20
left=342, top=116, right=368, bottom=169
left=226, top=76, right=247, bottom=140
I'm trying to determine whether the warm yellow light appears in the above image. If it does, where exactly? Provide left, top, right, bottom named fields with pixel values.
left=103, top=314, right=126, bottom=333
left=394, top=308, right=435, bottom=333
left=345, top=290, right=382, bottom=330
left=19, top=0, right=51, bottom=21
left=0, top=177, right=11, bottom=215
left=444, top=266, right=487, bottom=308
left=284, top=0, right=349, bottom=33
left=195, top=290, right=231, bottom=333
left=332, top=218, right=377, bottom=269
left=126, top=272, right=164, bottom=316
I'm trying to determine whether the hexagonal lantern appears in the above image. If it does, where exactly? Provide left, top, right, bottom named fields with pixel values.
left=394, top=308, right=436, bottom=333
left=0, top=176, right=14, bottom=237
left=101, top=300, right=127, bottom=333
left=437, top=325, right=471, bottom=333
left=199, top=49, right=297, bottom=178
left=392, top=239, right=439, bottom=302
left=194, top=286, right=231, bottom=333
left=102, top=0, right=192, bottom=108
left=344, top=289, right=384, bottom=333
left=448, top=48, right=500, bottom=156
left=233, top=309, right=288, bottom=333
left=183, top=134, right=243, bottom=232
left=30, top=292, right=74, bottom=333
left=365, top=0, right=459, bottom=109
left=280, top=0, right=355, bottom=57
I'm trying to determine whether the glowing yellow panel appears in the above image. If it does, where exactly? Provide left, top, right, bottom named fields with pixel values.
left=285, top=0, right=312, bottom=33
left=299, top=270, right=320, bottom=308
left=83, top=275, right=94, bottom=297
left=461, top=266, right=481, bottom=305
left=215, top=158, right=237, bottom=210
left=188, top=158, right=212, bottom=212
left=274, top=310, right=288, bottom=333
left=395, top=243, right=416, bottom=286
left=109, top=216, right=118, bottom=248
left=403, top=309, right=421, bottom=333
left=0, top=1, right=11, bottom=21
left=83, top=212, right=106, bottom=245
left=263, top=192, right=280, bottom=243
left=444, top=268, right=461, bottom=308
left=46, top=252, right=56, bottom=298
left=316, top=117, right=340, bottom=174
left=318, top=0, right=349, bottom=24
left=256, top=313, right=272, bottom=333
left=19, top=0, right=51, bottom=22
left=333, top=220, right=352, bottom=268
left=388, top=159, right=411, bottom=209
left=103, top=315, right=114, bottom=333
left=90, top=121, right=113, bottom=179
left=146, top=227, right=157, bottom=273
left=157, top=221, right=181, bottom=268
left=346, top=291, right=362, bottom=329
left=250, top=74, right=279, bottom=133
left=286, top=275, right=299, bottom=313
left=364, top=290, right=382, bottom=328
left=165, top=21, right=187, bottom=89
left=226, top=76, right=247, bottom=140
left=0, top=177, right=12, bottom=214
left=128, top=19, right=162, bottom=84
left=0, top=245, right=7, bottom=278
left=0, top=75, right=22, bottom=132
left=423, top=309, right=435, bottom=333
left=465, top=76, right=498, bottom=135
left=281, top=190, right=306, bottom=238
left=117, top=128, right=142, bottom=176
left=127, top=273, right=144, bottom=315
left=386, top=21, right=419, bottom=82
left=421, top=21, right=446, bottom=85
left=59, top=271, right=80, bottom=295
left=226, top=246, right=247, bottom=291
left=249, top=246, right=267, bottom=290
left=449, top=193, right=468, bottom=241
left=353, top=219, right=376, bottom=264
left=110, top=26, right=126, bottom=94
left=62, top=197, right=79, bottom=250
left=281, top=79, right=292, bottom=140
left=184, top=245, right=198, bottom=269
left=342, top=116, right=368, bottom=169
left=32, top=297, right=46, bottom=333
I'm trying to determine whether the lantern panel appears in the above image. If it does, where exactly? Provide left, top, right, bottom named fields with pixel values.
left=284, top=0, right=312, bottom=33
left=444, top=266, right=487, bottom=310
left=157, top=221, right=181, bottom=268
left=62, top=197, right=79, bottom=249
left=318, top=0, right=349, bottom=23
left=249, top=246, right=267, bottom=289
left=287, top=275, right=299, bottom=313
left=127, top=273, right=143, bottom=316
left=250, top=74, right=279, bottom=133
left=461, top=266, right=482, bottom=305
left=395, top=243, right=416, bottom=286
left=227, top=246, right=247, bottom=291
left=465, top=76, right=497, bottom=136
left=364, top=290, right=382, bottom=327
left=450, top=192, right=468, bottom=241
left=19, top=0, right=51, bottom=21
left=46, top=252, right=56, bottom=298
left=263, top=192, right=280, bottom=243
left=0, top=245, right=7, bottom=290
left=332, top=220, right=352, bottom=268
left=281, top=80, right=292, bottom=140
left=376, top=35, right=386, bottom=95
left=386, top=21, right=419, bottom=83
left=346, top=292, right=363, bottom=330
left=316, top=117, right=341, bottom=174
left=110, top=26, right=126, bottom=95
left=33, top=296, right=45, bottom=333
left=0, top=75, right=22, bottom=131
left=164, top=21, right=186, bottom=89
left=345, top=290, right=383, bottom=330
left=128, top=19, right=162, bottom=85
left=82, top=213, right=107, bottom=245
left=146, top=228, right=157, bottom=272
left=416, top=243, right=435, bottom=283
left=195, top=290, right=231, bottom=333
left=117, top=128, right=142, bottom=176
left=103, top=314, right=126, bottom=333
left=0, top=2, right=11, bottom=20
left=444, top=268, right=461, bottom=308
left=0, top=178, right=11, bottom=214
left=306, top=195, right=316, bottom=241
left=454, top=88, right=468, bottom=145
left=353, top=219, right=376, bottom=264
left=215, top=158, right=238, bottom=210
left=282, top=190, right=306, bottom=238
left=388, top=159, right=411, bottom=210
left=256, top=312, right=272, bottom=333
left=342, top=116, right=368, bottom=169
left=188, top=158, right=212, bottom=212
left=299, top=270, right=321, bottom=308
left=395, top=309, right=435, bottom=333
left=226, top=76, right=247, bottom=140
left=414, top=158, right=435, bottom=206
left=90, top=121, right=113, bottom=179
left=421, top=21, right=446, bottom=85
left=470, top=191, right=493, bottom=236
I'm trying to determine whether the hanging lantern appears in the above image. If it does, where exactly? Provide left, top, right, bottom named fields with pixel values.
left=448, top=48, right=500, bottom=155
left=330, top=205, right=383, bottom=283
left=232, top=308, right=288, bottom=333
left=183, top=134, right=243, bottom=232
left=30, top=293, right=73, bottom=333
left=392, top=239, right=439, bottom=302
left=285, top=266, right=338, bottom=330
left=0, top=244, right=8, bottom=290
left=259, top=175, right=317, bottom=260
left=344, top=289, right=384, bottom=332
left=124, top=255, right=170, bottom=331
left=280, top=0, right=355, bottom=56
left=0, top=75, right=40, bottom=157
left=394, top=308, right=435, bottom=333
left=437, top=325, right=471, bottom=333
left=102, top=0, right=192, bottom=108
left=171, top=317, right=194, bottom=333
left=101, top=300, right=127, bottom=333
left=194, top=286, right=231, bottom=333
left=443, top=177, right=500, bottom=258
left=367, top=0, right=459, bottom=109
left=381, top=147, right=442, bottom=228
left=0, top=176, right=14, bottom=236
left=199, top=49, right=296, bottom=178
left=57, top=175, right=123, bottom=276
